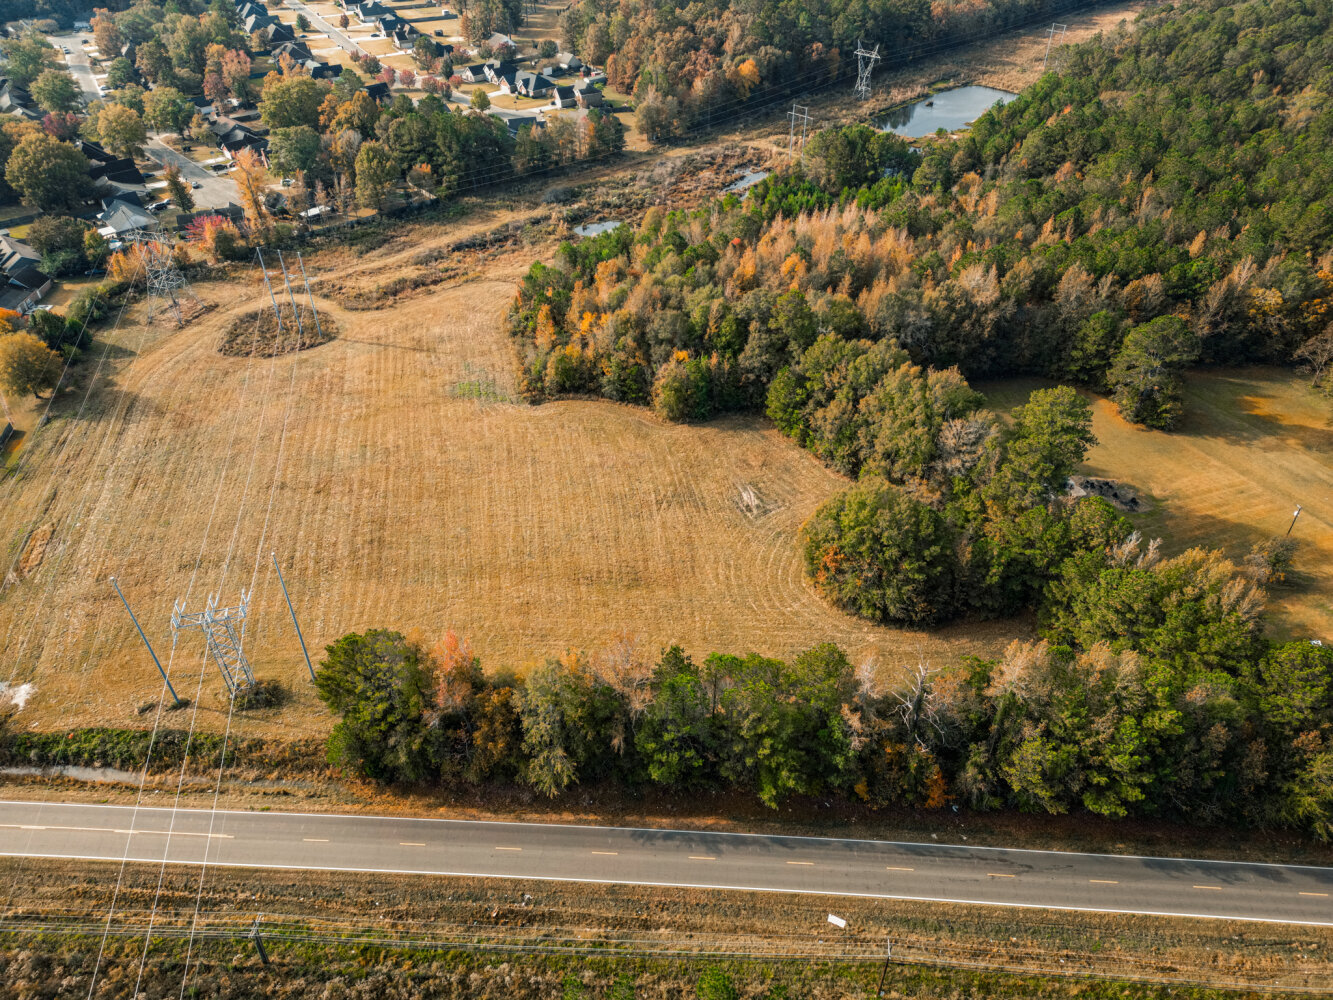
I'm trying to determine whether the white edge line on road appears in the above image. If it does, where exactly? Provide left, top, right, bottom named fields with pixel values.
left=5, top=801, right=1328, bottom=873
left=0, top=851, right=1330, bottom=928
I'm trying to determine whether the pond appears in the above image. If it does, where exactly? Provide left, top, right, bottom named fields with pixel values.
left=878, top=85, right=1016, bottom=137
left=726, top=167, right=770, bottom=193
left=574, top=220, right=624, bottom=237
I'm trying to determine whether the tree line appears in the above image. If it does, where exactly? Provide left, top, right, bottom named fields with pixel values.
left=511, top=0, right=1333, bottom=429
left=315, top=532, right=1333, bottom=836
left=556, top=0, right=1095, bottom=139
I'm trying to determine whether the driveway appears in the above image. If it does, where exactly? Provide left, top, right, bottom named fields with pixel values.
left=283, top=0, right=367, bottom=58
left=145, top=138, right=236, bottom=211
left=47, top=32, right=100, bottom=104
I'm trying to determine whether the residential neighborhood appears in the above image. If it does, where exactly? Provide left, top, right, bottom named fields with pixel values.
left=1, top=0, right=624, bottom=320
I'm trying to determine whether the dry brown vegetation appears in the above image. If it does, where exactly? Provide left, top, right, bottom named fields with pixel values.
left=0, top=858, right=1328, bottom=995
left=982, top=371, right=1333, bottom=642
left=217, top=304, right=338, bottom=357
left=0, top=203, right=1012, bottom=741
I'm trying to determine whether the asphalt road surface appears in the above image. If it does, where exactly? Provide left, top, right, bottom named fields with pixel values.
left=283, top=0, right=367, bottom=58
left=2, top=801, right=1331, bottom=926
left=49, top=33, right=100, bottom=104
left=145, top=139, right=236, bottom=211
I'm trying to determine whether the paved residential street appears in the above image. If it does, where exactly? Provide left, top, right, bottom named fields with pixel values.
left=283, top=0, right=367, bottom=57
left=3, top=800, right=1332, bottom=926
left=144, top=139, right=236, bottom=211
left=48, top=33, right=100, bottom=104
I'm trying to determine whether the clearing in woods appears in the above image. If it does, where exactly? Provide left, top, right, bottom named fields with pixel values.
left=0, top=231, right=1013, bottom=738
left=983, top=371, right=1333, bottom=643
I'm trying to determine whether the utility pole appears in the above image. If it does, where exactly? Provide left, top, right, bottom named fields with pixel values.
left=787, top=103, right=812, bottom=157
left=248, top=914, right=270, bottom=966
left=1042, top=23, right=1068, bottom=71
left=1287, top=504, right=1304, bottom=536
left=276, top=250, right=306, bottom=342
left=854, top=39, right=880, bottom=101
left=295, top=252, right=323, bottom=338
left=875, top=936, right=892, bottom=997
left=272, top=552, right=315, bottom=682
left=257, top=248, right=285, bottom=334
left=110, top=576, right=183, bottom=708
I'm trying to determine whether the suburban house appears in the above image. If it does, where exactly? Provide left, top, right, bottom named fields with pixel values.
left=458, top=64, right=489, bottom=84
left=510, top=71, right=555, bottom=99
left=548, top=85, right=576, bottom=110
left=487, top=33, right=515, bottom=51
left=78, top=139, right=147, bottom=187
left=555, top=51, right=583, bottom=71
left=209, top=116, right=268, bottom=158
left=505, top=115, right=545, bottom=139
left=96, top=194, right=157, bottom=239
left=0, top=78, right=38, bottom=120
left=261, top=22, right=297, bottom=47
left=580, top=69, right=608, bottom=86
left=242, top=13, right=276, bottom=34
left=271, top=40, right=316, bottom=65
left=0, top=237, right=51, bottom=314
left=304, top=59, right=343, bottom=79
left=363, top=81, right=392, bottom=104
left=483, top=61, right=518, bottom=85
left=575, top=81, right=605, bottom=108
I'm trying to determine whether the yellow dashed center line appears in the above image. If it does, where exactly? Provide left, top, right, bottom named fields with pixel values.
left=987, top=873, right=1015, bottom=878
left=886, top=867, right=914, bottom=872
left=1193, top=885, right=1222, bottom=891
left=688, top=856, right=715, bottom=860
left=495, top=847, right=522, bottom=851
left=399, top=842, right=427, bottom=847
left=1299, top=892, right=1329, bottom=897
left=1089, top=879, right=1118, bottom=885
left=591, top=851, right=618, bottom=856
left=303, top=838, right=329, bottom=843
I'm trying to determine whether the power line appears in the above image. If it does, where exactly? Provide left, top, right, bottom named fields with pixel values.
left=854, top=40, right=881, bottom=101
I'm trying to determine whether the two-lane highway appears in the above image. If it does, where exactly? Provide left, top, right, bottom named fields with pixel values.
left=2, top=801, right=1331, bottom=925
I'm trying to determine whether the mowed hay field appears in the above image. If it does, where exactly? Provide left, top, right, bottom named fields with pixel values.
left=985, top=371, right=1333, bottom=642
left=0, top=253, right=1012, bottom=737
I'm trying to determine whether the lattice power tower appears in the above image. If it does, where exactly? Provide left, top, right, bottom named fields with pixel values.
left=854, top=40, right=881, bottom=101
left=172, top=592, right=257, bottom=697
left=125, top=229, right=197, bottom=324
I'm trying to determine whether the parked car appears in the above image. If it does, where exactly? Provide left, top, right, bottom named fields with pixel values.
left=434, top=29, right=444, bottom=36
left=191, top=181, right=202, bottom=189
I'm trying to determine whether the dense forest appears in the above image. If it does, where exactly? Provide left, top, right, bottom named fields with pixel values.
left=509, top=0, right=1333, bottom=629
left=557, top=0, right=1099, bottom=135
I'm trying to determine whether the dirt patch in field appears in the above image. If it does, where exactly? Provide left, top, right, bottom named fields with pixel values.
left=218, top=303, right=337, bottom=356
left=15, top=523, right=54, bottom=578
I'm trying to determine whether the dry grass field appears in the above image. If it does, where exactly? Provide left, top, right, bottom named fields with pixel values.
left=983, top=372, right=1333, bottom=642
left=0, top=225, right=1012, bottom=739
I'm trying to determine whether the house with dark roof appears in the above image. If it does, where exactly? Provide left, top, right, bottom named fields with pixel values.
left=363, top=81, right=391, bottom=104
left=483, top=61, right=517, bottom=85
left=458, top=64, right=489, bottom=84
left=243, top=13, right=276, bottom=34
left=510, top=70, right=555, bottom=98
left=0, top=261, right=51, bottom=314
left=209, top=116, right=268, bottom=158
left=504, top=115, right=545, bottom=139
left=575, top=81, right=604, bottom=108
left=304, top=60, right=343, bottom=80
left=262, top=22, right=297, bottom=46
left=548, top=84, right=576, bottom=110
left=78, top=140, right=146, bottom=186
left=272, top=40, right=315, bottom=65
left=0, top=78, right=38, bottom=120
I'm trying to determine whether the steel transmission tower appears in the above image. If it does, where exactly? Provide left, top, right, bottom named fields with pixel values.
left=172, top=592, right=257, bottom=697
left=787, top=103, right=812, bottom=157
left=126, top=230, right=197, bottom=324
left=854, top=40, right=880, bottom=101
